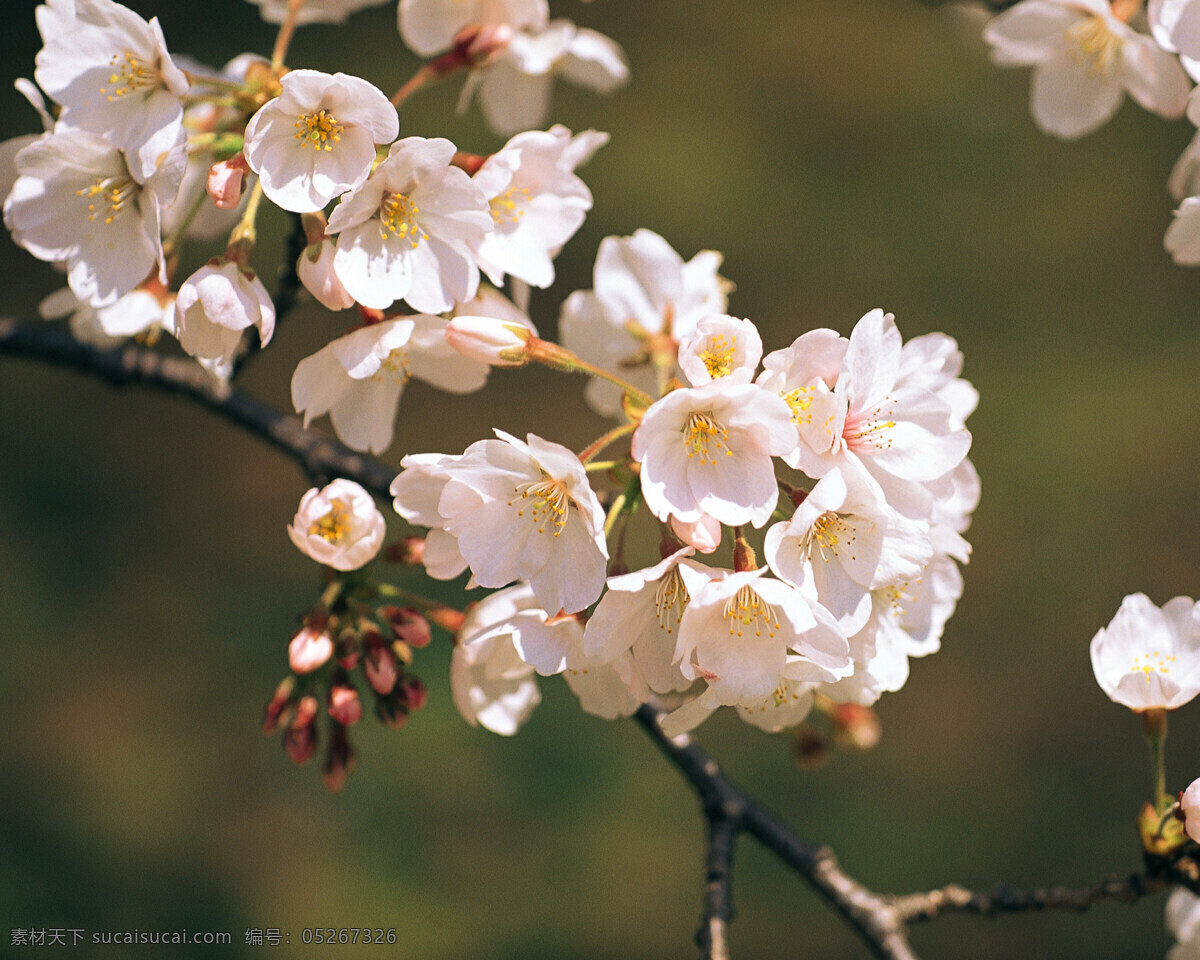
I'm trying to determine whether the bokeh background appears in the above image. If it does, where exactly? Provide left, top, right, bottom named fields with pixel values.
left=3, top=1, right=1200, bottom=957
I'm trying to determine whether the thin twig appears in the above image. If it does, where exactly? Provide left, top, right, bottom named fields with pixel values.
left=698, top=816, right=735, bottom=960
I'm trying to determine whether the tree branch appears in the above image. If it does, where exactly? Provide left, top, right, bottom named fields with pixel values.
left=0, top=317, right=1182, bottom=960
left=0, top=318, right=395, bottom=498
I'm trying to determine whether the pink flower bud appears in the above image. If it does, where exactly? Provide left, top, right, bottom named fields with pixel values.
left=321, top=725, right=355, bottom=793
left=297, top=239, right=356, bottom=311
left=263, top=676, right=295, bottom=734
left=399, top=676, right=428, bottom=713
left=288, top=626, right=334, bottom=674
left=382, top=606, right=432, bottom=648
left=364, top=642, right=399, bottom=695
left=444, top=315, right=532, bottom=367
left=328, top=685, right=363, bottom=726
left=284, top=696, right=319, bottom=765
left=384, top=536, right=425, bottom=565
left=670, top=513, right=722, bottom=554
left=207, top=153, right=250, bottom=209
left=1182, top=778, right=1200, bottom=843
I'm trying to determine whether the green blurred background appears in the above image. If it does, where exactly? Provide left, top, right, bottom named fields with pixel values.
left=3, top=1, right=1200, bottom=957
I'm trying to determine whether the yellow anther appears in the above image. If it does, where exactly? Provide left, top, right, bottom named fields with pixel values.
left=699, top=333, right=737, bottom=379
left=379, top=192, right=425, bottom=248
left=100, top=52, right=157, bottom=100
left=308, top=498, right=350, bottom=543
left=653, top=566, right=690, bottom=634
left=294, top=109, right=344, bottom=151
left=508, top=476, right=571, bottom=536
left=721, top=584, right=779, bottom=638
left=683, top=411, right=733, bottom=465
left=489, top=186, right=531, bottom=225
left=76, top=175, right=137, bottom=225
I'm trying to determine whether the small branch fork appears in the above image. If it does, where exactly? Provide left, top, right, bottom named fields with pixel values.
left=0, top=318, right=1184, bottom=959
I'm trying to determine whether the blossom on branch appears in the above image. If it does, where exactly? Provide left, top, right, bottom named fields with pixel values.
left=287, top=478, right=386, bottom=571
left=244, top=69, right=399, bottom=214
left=983, top=0, right=1191, bottom=139
left=1089, top=593, right=1200, bottom=710
left=174, top=259, right=275, bottom=370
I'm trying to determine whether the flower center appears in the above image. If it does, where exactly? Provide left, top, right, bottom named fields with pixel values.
left=76, top=174, right=137, bottom=225
left=101, top=52, right=160, bottom=100
left=489, top=186, right=532, bottom=226
left=722, top=584, right=779, bottom=638
left=1067, top=14, right=1122, bottom=76
left=843, top=399, right=896, bottom=453
left=653, top=565, right=690, bottom=634
left=699, top=333, right=737, bottom=379
left=781, top=385, right=815, bottom=425
left=379, top=192, right=426, bottom=248
left=1131, top=651, right=1175, bottom=681
left=294, top=109, right=343, bottom=151
left=377, top=347, right=410, bottom=384
left=308, top=498, right=350, bottom=543
left=801, top=511, right=858, bottom=564
left=509, top=476, right=571, bottom=537
left=683, top=411, right=733, bottom=465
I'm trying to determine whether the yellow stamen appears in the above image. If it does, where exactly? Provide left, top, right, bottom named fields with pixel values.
left=294, top=109, right=343, bottom=151
left=508, top=475, right=571, bottom=537
left=309, top=498, right=350, bottom=543
left=683, top=411, right=733, bottom=465
left=699, top=333, right=737, bottom=379
left=489, top=186, right=531, bottom=225
left=722, top=584, right=779, bottom=638
left=76, top=175, right=137, bottom=225
left=100, top=52, right=159, bottom=100
left=1132, top=651, right=1176, bottom=681
left=653, top=566, right=690, bottom=634
left=379, top=192, right=425, bottom=248
left=1067, top=14, right=1122, bottom=77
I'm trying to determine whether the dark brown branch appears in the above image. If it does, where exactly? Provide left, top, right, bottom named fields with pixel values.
left=0, top=318, right=396, bottom=498
left=890, top=874, right=1166, bottom=924
left=1, top=316, right=1178, bottom=960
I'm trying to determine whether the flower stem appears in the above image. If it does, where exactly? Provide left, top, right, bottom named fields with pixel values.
left=603, top=492, right=627, bottom=539
left=227, top=178, right=265, bottom=257
left=578, top=422, right=636, bottom=464
left=391, top=64, right=439, bottom=108
left=1143, top=707, right=1170, bottom=813
left=527, top=338, right=654, bottom=407
left=271, top=0, right=305, bottom=72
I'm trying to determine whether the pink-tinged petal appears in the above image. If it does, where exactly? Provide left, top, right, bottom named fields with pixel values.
left=842, top=309, right=902, bottom=414
left=1030, top=51, right=1124, bottom=139
left=1119, top=33, right=1192, bottom=118
left=983, top=1, right=1077, bottom=65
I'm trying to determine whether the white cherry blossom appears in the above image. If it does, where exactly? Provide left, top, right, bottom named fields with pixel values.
left=392, top=431, right=607, bottom=614
left=326, top=136, right=492, bottom=313
left=291, top=315, right=490, bottom=454
left=983, top=0, right=1191, bottom=139
left=398, top=0, right=548, bottom=57
left=1182, top=777, right=1200, bottom=843
left=560, top=228, right=730, bottom=418
left=631, top=380, right=796, bottom=528
left=470, top=19, right=628, bottom=135
left=248, top=0, right=392, bottom=25
left=34, top=0, right=189, bottom=180
left=677, top=314, right=763, bottom=387
left=244, top=69, right=398, bottom=213
left=4, top=128, right=185, bottom=308
left=297, top=238, right=356, bottom=310
left=470, top=125, right=604, bottom=289
left=287, top=478, right=386, bottom=571
left=174, top=259, right=275, bottom=368
left=390, top=452, right=470, bottom=580
left=1090, top=593, right=1200, bottom=710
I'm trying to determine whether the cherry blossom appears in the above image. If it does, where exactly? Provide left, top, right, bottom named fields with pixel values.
left=983, top=0, right=1191, bottom=139
left=1089, top=593, right=1200, bottom=711
left=392, top=431, right=607, bottom=614
left=248, top=0, right=392, bottom=25
left=677, top=314, right=763, bottom=387
left=174, top=259, right=275, bottom=368
left=1182, top=777, right=1200, bottom=843
left=287, top=478, right=386, bottom=571
left=326, top=137, right=492, bottom=313
left=470, top=125, right=605, bottom=289
left=34, top=0, right=190, bottom=180
left=4, top=128, right=185, bottom=308
left=290, top=315, right=490, bottom=454
left=244, top=69, right=398, bottom=213
left=631, top=379, right=796, bottom=528
left=398, top=0, right=548, bottom=58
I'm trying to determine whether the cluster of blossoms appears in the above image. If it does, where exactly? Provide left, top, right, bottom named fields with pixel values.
left=979, top=0, right=1200, bottom=266
left=2, top=0, right=980, bottom=784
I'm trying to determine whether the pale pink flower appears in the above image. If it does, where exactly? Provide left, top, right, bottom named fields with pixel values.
left=244, top=69, right=398, bottom=213
left=174, top=260, right=275, bottom=368
left=1090, top=593, right=1200, bottom=710
left=287, top=478, right=386, bottom=571
left=289, top=626, right=335, bottom=674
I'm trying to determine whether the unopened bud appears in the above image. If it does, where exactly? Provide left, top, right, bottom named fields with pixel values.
left=263, top=676, right=295, bottom=733
left=336, top=628, right=361, bottom=670
left=384, top=536, right=426, bottom=565
left=427, top=606, right=465, bottom=633
left=670, top=513, right=721, bottom=554
left=445, top=315, right=532, bottom=366
left=297, top=239, right=355, bottom=311
left=831, top=703, right=882, bottom=751
left=207, top=153, right=250, bottom=209
left=364, top=641, right=399, bottom=695
left=328, top=685, right=363, bottom=726
left=375, top=694, right=409, bottom=730
left=398, top=676, right=428, bottom=713
left=288, top=626, right=334, bottom=674
left=732, top=536, right=757, bottom=573
left=382, top=606, right=432, bottom=648
left=284, top=696, right=319, bottom=765
left=321, top=725, right=355, bottom=793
